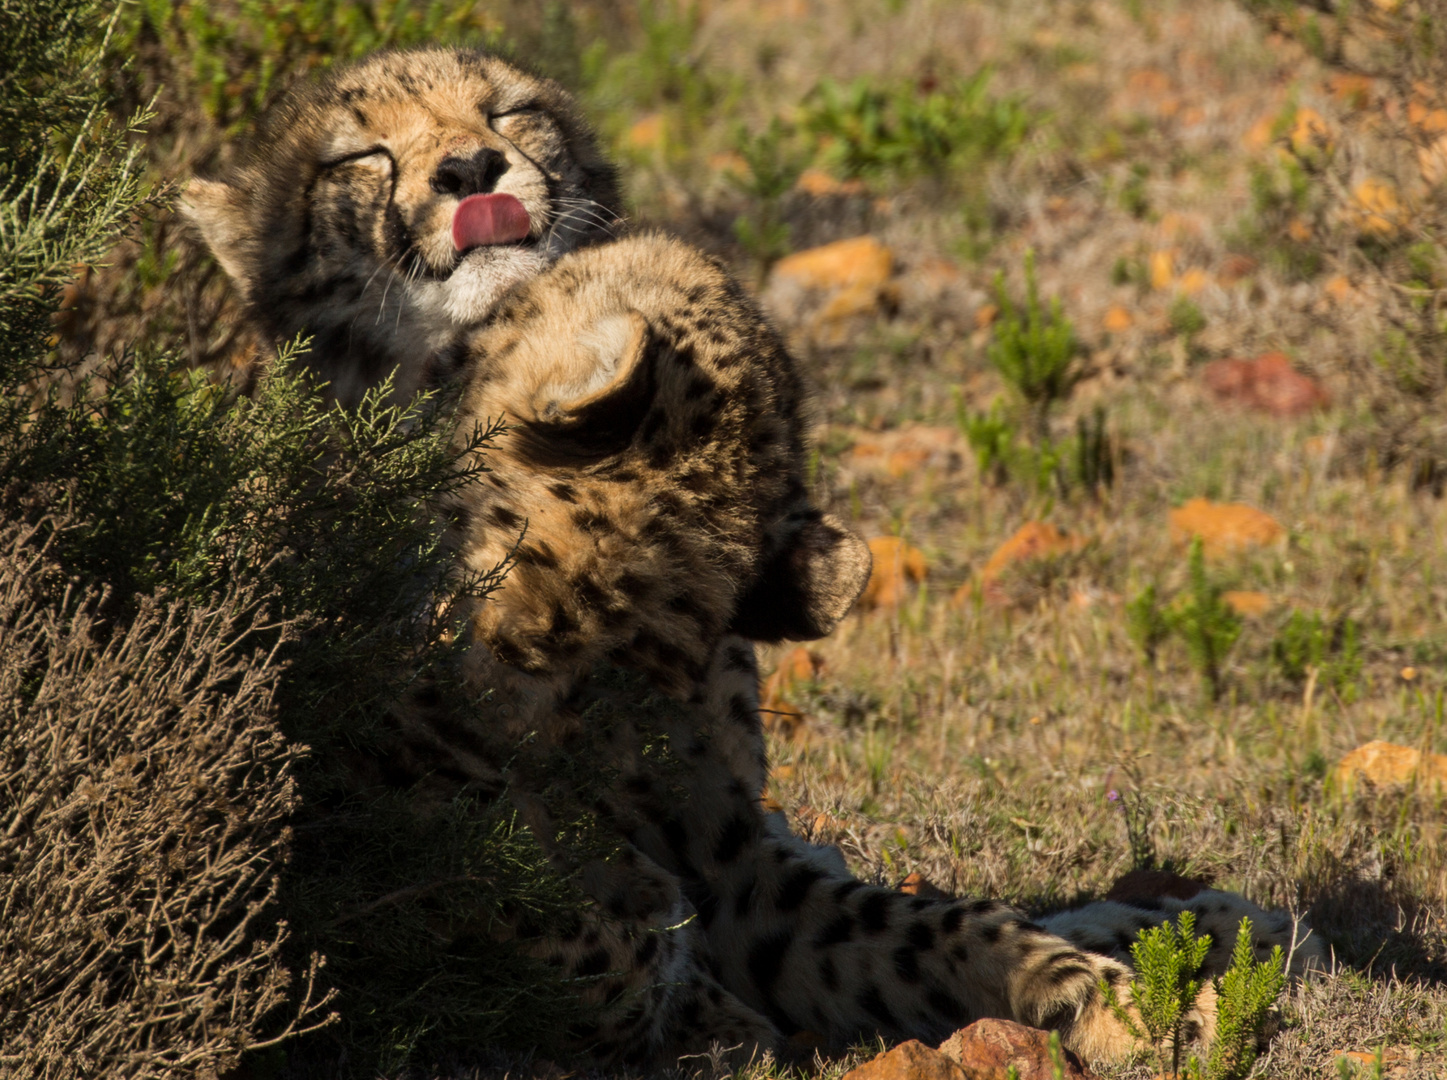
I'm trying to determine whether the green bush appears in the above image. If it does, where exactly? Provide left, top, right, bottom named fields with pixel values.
left=801, top=68, right=1032, bottom=181
left=2, top=0, right=586, bottom=1073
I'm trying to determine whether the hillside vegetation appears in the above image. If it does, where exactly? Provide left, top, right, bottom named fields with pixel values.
left=8, top=0, right=1447, bottom=1077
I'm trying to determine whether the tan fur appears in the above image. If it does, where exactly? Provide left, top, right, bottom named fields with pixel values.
left=187, top=50, right=1326, bottom=1067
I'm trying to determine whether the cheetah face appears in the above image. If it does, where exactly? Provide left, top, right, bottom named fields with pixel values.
left=184, top=48, right=620, bottom=405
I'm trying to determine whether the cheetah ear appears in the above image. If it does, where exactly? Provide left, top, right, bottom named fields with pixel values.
left=181, top=178, right=254, bottom=296
left=519, top=310, right=656, bottom=463
left=730, top=512, right=872, bottom=642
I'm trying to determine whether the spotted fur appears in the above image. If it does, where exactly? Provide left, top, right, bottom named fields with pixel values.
left=186, top=49, right=1326, bottom=1066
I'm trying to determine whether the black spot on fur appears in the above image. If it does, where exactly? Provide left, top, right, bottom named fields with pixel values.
left=819, top=956, right=839, bottom=991
left=858, top=892, right=890, bottom=933
left=747, top=930, right=791, bottom=996
left=814, top=914, right=854, bottom=947
left=777, top=866, right=824, bottom=912
left=981, top=924, right=1001, bottom=944
left=942, top=907, right=966, bottom=935
left=574, top=948, right=612, bottom=977
left=927, top=989, right=968, bottom=1025
left=728, top=694, right=756, bottom=729
left=908, top=922, right=936, bottom=951
left=857, top=984, right=899, bottom=1030
left=833, top=880, right=864, bottom=902
left=893, top=946, right=921, bottom=983
left=714, top=815, right=753, bottom=864
left=733, top=875, right=756, bottom=917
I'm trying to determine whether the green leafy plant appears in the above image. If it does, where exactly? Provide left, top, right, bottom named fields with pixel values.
left=1271, top=609, right=1362, bottom=698
left=988, top=249, right=1082, bottom=444
left=1127, top=584, right=1171, bottom=665
left=1196, top=918, right=1287, bottom=1080
left=1103, top=912, right=1289, bottom=1080
left=1168, top=538, right=1244, bottom=702
left=801, top=68, right=1032, bottom=181
left=729, top=117, right=806, bottom=270
left=1102, top=909, right=1211, bottom=1079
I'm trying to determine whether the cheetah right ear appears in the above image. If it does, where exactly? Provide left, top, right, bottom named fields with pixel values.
left=181, top=178, right=254, bottom=296
left=518, top=310, right=657, bottom=463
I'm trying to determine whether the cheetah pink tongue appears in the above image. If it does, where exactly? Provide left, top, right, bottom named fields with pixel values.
left=451, top=193, right=531, bottom=251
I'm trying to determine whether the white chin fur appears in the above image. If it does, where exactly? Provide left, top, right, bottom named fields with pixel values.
left=436, top=245, right=552, bottom=326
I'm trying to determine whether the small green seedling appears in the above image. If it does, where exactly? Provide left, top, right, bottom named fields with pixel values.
left=1102, top=909, right=1210, bottom=1079
left=987, top=250, right=1082, bottom=444
left=1103, top=913, right=1289, bottom=1080
left=1168, top=538, right=1243, bottom=701
left=1198, top=918, right=1287, bottom=1080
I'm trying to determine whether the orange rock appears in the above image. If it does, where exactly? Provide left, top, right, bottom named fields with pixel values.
left=1326, top=72, right=1374, bottom=109
left=842, top=1040, right=969, bottom=1080
left=771, top=235, right=893, bottom=293
left=1335, top=740, right=1447, bottom=792
left=1177, top=267, right=1209, bottom=296
left=1331, top=1047, right=1414, bottom=1077
left=938, top=1019, right=1099, bottom=1080
left=1417, top=133, right=1447, bottom=185
left=979, top=522, right=1087, bottom=586
left=761, top=646, right=824, bottom=703
left=846, top=426, right=963, bottom=479
left=1106, top=869, right=1208, bottom=904
left=974, top=302, right=999, bottom=330
left=1102, top=305, right=1133, bottom=333
left=1324, top=275, right=1356, bottom=303
left=796, top=168, right=867, bottom=197
left=1149, top=248, right=1177, bottom=291
left=760, top=696, right=808, bottom=741
left=1347, top=178, right=1405, bottom=237
left=1288, top=106, right=1333, bottom=155
left=1243, top=114, right=1276, bottom=152
left=624, top=113, right=665, bottom=151
left=900, top=872, right=950, bottom=899
left=1168, top=498, right=1286, bottom=557
left=857, top=537, right=928, bottom=610
left=1202, top=351, right=1330, bottom=418
left=1222, top=590, right=1272, bottom=617
left=708, top=150, right=751, bottom=179
left=1408, top=100, right=1447, bottom=134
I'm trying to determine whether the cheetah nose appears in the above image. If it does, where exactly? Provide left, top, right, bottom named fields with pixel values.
left=430, top=146, right=510, bottom=197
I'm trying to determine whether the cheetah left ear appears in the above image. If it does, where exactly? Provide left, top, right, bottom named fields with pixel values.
left=730, top=512, right=872, bottom=642
left=518, top=310, right=656, bottom=463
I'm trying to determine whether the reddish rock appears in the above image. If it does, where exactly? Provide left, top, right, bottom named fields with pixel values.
left=841, top=1039, right=969, bottom=1080
left=900, top=872, right=951, bottom=900
left=937, top=1019, right=1099, bottom=1080
left=1106, top=869, right=1208, bottom=904
left=1202, top=351, right=1330, bottom=418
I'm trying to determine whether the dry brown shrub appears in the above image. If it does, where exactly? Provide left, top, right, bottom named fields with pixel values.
left=0, top=521, right=334, bottom=1079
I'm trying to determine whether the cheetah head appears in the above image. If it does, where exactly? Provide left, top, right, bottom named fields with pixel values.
left=184, top=47, right=620, bottom=406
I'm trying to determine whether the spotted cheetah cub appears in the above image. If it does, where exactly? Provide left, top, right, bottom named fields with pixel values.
left=402, top=232, right=1326, bottom=1062
left=184, top=46, right=1325, bottom=1065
